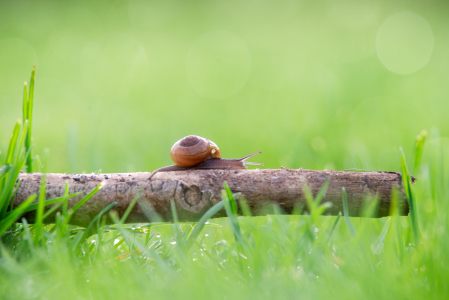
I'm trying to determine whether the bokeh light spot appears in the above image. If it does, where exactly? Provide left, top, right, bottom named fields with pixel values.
left=376, top=11, right=434, bottom=74
left=321, top=0, right=380, bottom=63
left=186, top=31, right=251, bottom=99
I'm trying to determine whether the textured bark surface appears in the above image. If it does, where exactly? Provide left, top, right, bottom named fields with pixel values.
left=15, top=169, right=409, bottom=227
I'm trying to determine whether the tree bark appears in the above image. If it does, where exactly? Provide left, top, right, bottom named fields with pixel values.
left=14, top=169, right=409, bottom=227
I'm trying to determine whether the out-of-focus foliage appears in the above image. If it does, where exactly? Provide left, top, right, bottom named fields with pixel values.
left=1, top=0, right=448, bottom=173
left=1, top=1, right=449, bottom=299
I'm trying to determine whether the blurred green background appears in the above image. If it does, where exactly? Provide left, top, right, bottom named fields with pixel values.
left=0, top=0, right=448, bottom=174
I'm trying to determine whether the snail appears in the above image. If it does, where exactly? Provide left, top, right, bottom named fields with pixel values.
left=149, top=135, right=263, bottom=179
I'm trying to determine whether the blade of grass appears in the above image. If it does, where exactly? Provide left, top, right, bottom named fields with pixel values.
left=25, top=65, right=35, bottom=173
left=9, top=179, right=22, bottom=213
left=314, top=179, right=330, bottom=206
left=0, top=165, right=11, bottom=179
left=5, top=121, right=20, bottom=165
left=62, top=182, right=69, bottom=216
left=225, top=183, right=238, bottom=216
left=186, top=201, right=224, bottom=249
left=22, top=82, right=28, bottom=124
left=21, top=218, right=36, bottom=252
left=328, top=214, right=341, bottom=242
left=223, top=182, right=242, bottom=241
left=390, top=188, right=405, bottom=262
left=119, top=189, right=141, bottom=224
left=137, top=198, right=163, bottom=223
left=170, top=199, right=182, bottom=247
left=371, top=218, right=391, bottom=254
left=361, top=196, right=380, bottom=218
left=342, top=188, right=356, bottom=236
left=36, top=155, right=42, bottom=172
left=7, top=192, right=81, bottom=217
left=34, top=174, right=46, bottom=243
left=72, top=202, right=117, bottom=251
left=0, top=195, right=36, bottom=237
left=413, top=130, right=427, bottom=172
left=400, top=148, right=421, bottom=246
left=0, top=121, right=20, bottom=193
left=238, top=197, right=252, bottom=217
left=62, top=182, right=104, bottom=229
left=69, top=182, right=104, bottom=214
left=0, top=121, right=29, bottom=218
left=42, top=202, right=64, bottom=220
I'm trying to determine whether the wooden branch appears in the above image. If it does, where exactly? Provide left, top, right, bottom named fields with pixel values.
left=15, top=169, right=409, bottom=227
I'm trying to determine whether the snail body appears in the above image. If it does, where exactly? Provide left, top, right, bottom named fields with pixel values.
left=149, top=135, right=262, bottom=179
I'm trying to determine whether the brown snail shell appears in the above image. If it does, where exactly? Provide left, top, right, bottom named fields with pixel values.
left=170, top=135, right=221, bottom=167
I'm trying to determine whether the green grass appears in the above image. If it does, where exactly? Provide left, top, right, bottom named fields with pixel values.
left=1, top=125, right=449, bottom=300
left=1, top=0, right=449, bottom=298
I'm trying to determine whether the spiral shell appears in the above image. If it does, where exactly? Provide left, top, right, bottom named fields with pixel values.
left=170, top=135, right=221, bottom=167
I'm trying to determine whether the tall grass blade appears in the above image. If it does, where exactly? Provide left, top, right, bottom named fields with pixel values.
left=25, top=65, right=36, bottom=173
left=170, top=199, right=179, bottom=224
left=341, top=188, right=356, bottom=236
left=400, top=148, right=421, bottom=246
left=72, top=202, right=117, bottom=251
left=20, top=218, right=36, bottom=252
left=391, top=188, right=405, bottom=261
left=70, top=182, right=104, bottom=213
left=170, top=200, right=182, bottom=246
left=0, top=195, right=36, bottom=237
left=42, top=202, right=64, bottom=220
left=119, top=189, right=141, bottom=224
left=186, top=201, right=224, bottom=249
left=137, top=198, right=163, bottom=223
left=238, top=197, right=252, bottom=217
left=0, top=165, right=11, bottom=179
left=413, top=130, right=427, bottom=172
left=226, top=184, right=238, bottom=216
left=328, top=214, right=341, bottom=241
left=222, top=182, right=242, bottom=241
left=34, top=174, right=47, bottom=243
left=314, top=179, right=330, bottom=206
left=361, top=196, right=380, bottom=218
left=0, top=121, right=29, bottom=218
left=22, top=82, right=28, bottom=123
left=62, top=182, right=69, bottom=216
left=63, top=182, right=104, bottom=227
left=371, top=218, right=391, bottom=254
left=9, top=179, right=21, bottom=213
left=13, top=192, right=82, bottom=216
left=4, top=121, right=20, bottom=165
